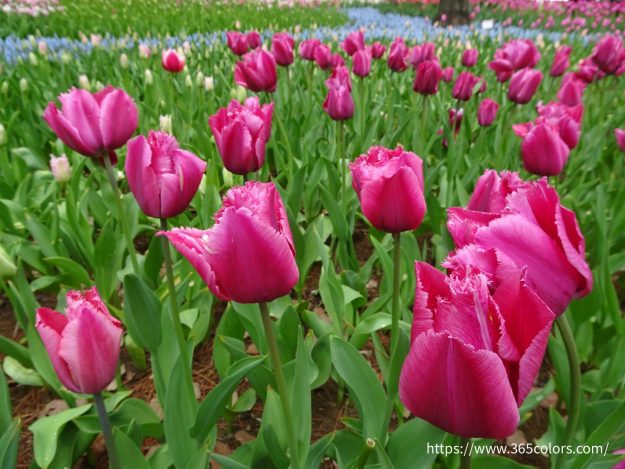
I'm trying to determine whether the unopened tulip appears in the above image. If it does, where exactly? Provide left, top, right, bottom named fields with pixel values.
left=520, top=121, right=569, bottom=175
left=0, top=123, right=5, bottom=145
left=413, top=59, right=443, bottom=95
left=452, top=71, right=481, bottom=101
left=352, top=48, right=372, bottom=78
left=449, top=108, right=463, bottom=135
left=209, top=97, right=273, bottom=175
left=370, top=42, right=386, bottom=59
left=160, top=181, right=298, bottom=303
left=557, top=74, right=585, bottom=106
left=477, top=98, right=499, bottom=127
left=462, top=48, right=478, bottom=67
left=139, top=43, right=151, bottom=59
left=50, top=154, right=71, bottom=183
left=508, top=69, right=543, bottom=104
left=234, top=49, right=277, bottom=93
left=43, top=86, right=138, bottom=164
left=299, top=39, right=320, bottom=61
left=323, top=70, right=354, bottom=121
left=314, top=44, right=334, bottom=70
left=536, top=101, right=583, bottom=149
left=227, top=31, right=249, bottom=56
left=161, top=49, right=185, bottom=73
left=125, top=131, right=206, bottom=218
left=400, top=264, right=553, bottom=439
left=575, top=58, right=602, bottom=83
left=271, top=33, right=295, bottom=67
left=36, top=288, right=123, bottom=394
left=550, top=46, right=571, bottom=77
left=350, top=146, right=426, bottom=233
left=615, top=129, right=625, bottom=151
left=442, top=66, right=454, bottom=82
left=592, top=34, right=625, bottom=74
left=387, top=37, right=409, bottom=72
left=489, top=59, right=514, bottom=82
left=246, top=31, right=262, bottom=50
left=341, top=30, right=365, bottom=56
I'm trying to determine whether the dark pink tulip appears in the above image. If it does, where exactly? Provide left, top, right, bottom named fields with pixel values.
left=508, top=69, right=543, bottom=104
left=536, top=101, right=583, bottom=149
left=246, top=31, right=262, bottom=50
left=314, top=44, right=334, bottom=70
left=489, top=59, right=514, bottom=83
left=328, top=65, right=352, bottom=90
left=161, top=49, right=185, bottom=73
left=350, top=146, right=426, bottom=233
left=615, top=128, right=625, bottom=151
left=575, top=58, right=602, bottom=83
left=43, top=86, right=138, bottom=164
left=592, top=34, right=625, bottom=74
left=462, top=48, right=479, bottom=67
left=550, top=46, right=572, bottom=77
left=330, top=53, right=345, bottom=70
left=413, top=59, right=442, bottom=95
left=271, top=33, right=295, bottom=67
left=400, top=264, right=553, bottom=439
left=36, top=288, right=123, bottom=394
left=495, top=39, right=541, bottom=71
left=442, top=66, right=454, bottom=82
left=299, top=39, right=320, bottom=61
left=452, top=71, right=481, bottom=101
left=227, top=31, right=249, bottom=56
left=520, top=121, right=569, bottom=176
left=341, top=30, right=365, bottom=56
left=477, top=98, right=499, bottom=127
left=234, top=49, right=277, bottom=93
left=387, top=37, right=409, bottom=72
left=323, top=70, right=354, bottom=121
left=557, top=74, right=585, bottom=106
left=160, top=181, right=298, bottom=304
left=208, top=97, right=273, bottom=175
left=370, top=42, right=386, bottom=59
left=464, top=170, right=527, bottom=214
left=449, top=108, right=463, bottom=135
left=352, top=48, right=372, bottom=78
left=125, top=131, right=206, bottom=218
left=409, top=45, right=424, bottom=68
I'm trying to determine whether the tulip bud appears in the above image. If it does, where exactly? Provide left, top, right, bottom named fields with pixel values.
left=521, top=122, right=569, bottom=176
left=0, top=245, right=17, bottom=278
left=38, top=41, right=48, bottom=55
left=195, top=71, right=204, bottom=86
left=0, top=123, right=5, bottom=146
left=29, top=52, right=38, bottom=66
left=452, top=71, right=481, bottom=101
left=271, top=32, right=295, bottom=67
left=50, top=154, right=71, bottom=183
left=139, top=43, right=151, bottom=58
left=120, top=53, right=129, bottom=69
left=61, top=52, right=72, bottom=64
left=1, top=82, right=8, bottom=94
left=234, top=49, right=277, bottom=93
left=477, top=98, right=499, bottom=127
left=78, top=74, right=90, bottom=90
left=507, top=69, right=543, bottom=104
left=204, top=76, right=214, bottom=91
left=461, top=48, right=478, bottom=67
left=413, top=59, right=443, bottom=95
left=159, top=115, right=172, bottom=134
left=185, top=74, right=193, bottom=87
left=352, top=48, right=372, bottom=78
left=162, top=49, right=185, bottom=73
left=145, top=69, right=153, bottom=85
left=19, top=78, right=28, bottom=92
left=615, top=128, right=625, bottom=151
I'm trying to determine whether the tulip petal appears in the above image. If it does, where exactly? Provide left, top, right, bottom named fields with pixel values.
left=159, top=149, right=206, bottom=218
left=447, top=208, right=499, bottom=247
left=58, top=89, right=104, bottom=152
left=43, top=103, right=96, bottom=156
left=125, top=136, right=161, bottom=218
left=220, top=121, right=256, bottom=174
left=413, top=262, right=449, bottom=342
left=99, top=88, right=138, bottom=150
left=399, top=330, right=519, bottom=439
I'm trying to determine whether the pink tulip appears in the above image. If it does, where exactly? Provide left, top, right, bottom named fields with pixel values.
left=575, top=58, right=602, bottom=83
left=234, top=49, right=277, bottom=93
left=519, top=121, right=570, bottom=176
left=36, top=288, right=123, bottom=394
left=446, top=172, right=592, bottom=315
left=43, top=86, right=138, bottom=164
left=449, top=108, right=463, bottom=135
left=477, top=98, right=499, bottom=127
left=400, top=263, right=553, bottom=438
left=489, top=59, right=514, bottom=83
left=557, top=74, right=585, bottom=106
left=452, top=71, right=481, bottom=101
left=271, top=33, right=295, bottom=67
left=314, top=44, right=334, bottom=70
left=413, top=59, right=443, bottom=95
left=442, top=66, right=455, bottom=82
left=592, top=34, right=625, bottom=74
left=50, top=154, right=71, bottom=183
left=387, top=37, right=409, bottom=72
left=536, top=101, right=583, bottom=149
left=125, top=131, right=206, bottom=218
left=328, top=65, right=352, bottom=90
left=208, top=97, right=273, bottom=175
left=462, top=48, right=479, bottom=67
left=227, top=31, right=249, bottom=56
left=370, top=42, right=387, bottom=59
left=350, top=146, right=426, bottom=233
left=508, top=69, right=543, bottom=104
left=299, top=39, right=320, bottom=61
left=341, top=30, right=365, bottom=56
left=161, top=49, right=185, bottom=73
left=550, top=46, right=572, bottom=77
left=615, top=128, right=625, bottom=151
left=495, top=39, right=541, bottom=70
left=138, top=44, right=151, bottom=59
left=160, top=181, right=298, bottom=304
left=352, top=48, right=372, bottom=78
left=246, top=31, right=262, bottom=50
left=323, top=67, right=354, bottom=121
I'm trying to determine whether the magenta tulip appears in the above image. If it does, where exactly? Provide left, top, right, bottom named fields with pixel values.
left=246, top=31, right=262, bottom=50
left=508, top=69, right=543, bottom=104
left=400, top=263, right=553, bottom=439
left=387, top=37, right=409, bottom=72
left=413, top=59, right=442, bottom=95
left=234, top=49, right=277, bottom=93
left=161, top=49, right=185, bottom=73
left=520, top=121, right=569, bottom=176
left=449, top=108, right=463, bottom=135
left=615, top=128, right=625, bottom=151
left=477, top=98, right=499, bottom=127
left=352, top=48, right=372, bottom=78
left=536, top=101, right=583, bottom=149
left=370, top=42, right=386, bottom=59
left=271, top=33, right=295, bottom=67
left=314, top=44, right=334, bottom=70
left=494, top=39, right=541, bottom=70
left=462, top=48, right=478, bottom=67
left=557, top=74, right=585, bottom=106
left=36, top=288, right=123, bottom=394
left=489, top=59, right=514, bottom=83
left=341, top=30, right=365, bottom=56
left=226, top=31, right=249, bottom=56
left=550, top=46, right=572, bottom=77
left=442, top=66, right=454, bottom=83
left=323, top=71, right=354, bottom=121
left=299, top=39, right=320, bottom=61
left=592, top=34, right=625, bottom=74
left=452, top=71, right=481, bottom=101
left=350, top=146, right=426, bottom=233
left=43, top=86, right=138, bottom=164
left=125, top=131, right=206, bottom=218
left=208, top=97, right=273, bottom=175
left=160, top=181, right=298, bottom=304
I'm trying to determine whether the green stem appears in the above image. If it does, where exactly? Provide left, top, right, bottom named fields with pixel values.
left=93, top=392, right=121, bottom=469
left=337, top=121, right=346, bottom=215
left=273, top=104, right=295, bottom=182
left=554, top=314, right=581, bottom=468
left=259, top=302, right=300, bottom=469
left=355, top=438, right=375, bottom=469
left=159, top=217, right=196, bottom=404
left=460, top=437, right=471, bottom=469
left=102, top=152, right=140, bottom=274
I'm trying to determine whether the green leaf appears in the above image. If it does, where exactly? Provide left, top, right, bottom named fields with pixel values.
left=292, top=329, right=311, bottom=467
left=0, top=335, right=32, bottom=369
left=0, top=419, right=20, bottom=469
left=114, top=428, right=151, bottom=469
left=123, top=273, right=162, bottom=352
left=44, top=256, right=91, bottom=288
left=387, top=418, right=447, bottom=468
left=2, top=356, right=43, bottom=386
left=0, top=370, right=10, bottom=434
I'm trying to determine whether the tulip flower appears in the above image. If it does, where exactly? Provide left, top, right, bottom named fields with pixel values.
left=271, top=33, right=295, bottom=67
left=387, top=37, right=409, bottom=72
left=442, top=66, right=454, bottom=82
left=519, top=121, right=570, bottom=176
left=330, top=53, right=345, bottom=70
left=299, top=39, right=320, bottom=61
left=452, top=71, right=481, bottom=101
left=314, top=44, right=334, bottom=70
left=341, top=30, right=365, bottom=56
left=489, top=59, right=514, bottom=83
left=550, top=46, right=572, bottom=77
left=413, top=59, right=443, bottom=95
left=50, top=154, right=71, bottom=183
left=477, top=98, right=499, bottom=127
left=575, top=58, right=602, bottom=83
left=615, top=128, right=625, bottom=151
left=400, top=263, right=553, bottom=439
left=125, top=131, right=206, bottom=219
left=557, top=74, right=585, bottom=107
left=246, top=31, right=262, bottom=50
left=536, top=101, right=583, bottom=149
left=161, top=181, right=298, bottom=303
left=43, top=86, right=138, bottom=164
left=209, top=97, right=273, bottom=175
left=494, top=39, right=541, bottom=71
left=234, top=49, right=277, bottom=93
left=449, top=108, right=463, bottom=135
left=592, top=34, right=625, bottom=74
left=370, top=42, right=386, bottom=59
left=350, top=146, right=426, bottom=233
left=352, top=48, right=372, bottom=78
left=508, top=69, right=543, bottom=104
left=227, top=31, right=249, bottom=56
left=323, top=66, right=354, bottom=121
left=161, top=49, right=185, bottom=73
left=462, top=48, right=478, bottom=67
left=36, top=287, right=123, bottom=394
left=446, top=172, right=592, bottom=315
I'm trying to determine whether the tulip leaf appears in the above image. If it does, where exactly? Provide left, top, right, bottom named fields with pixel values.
left=210, top=453, right=250, bottom=469
left=123, top=273, right=162, bottom=352
left=0, top=370, right=11, bottom=434
left=114, top=428, right=151, bottom=469
left=0, top=335, right=31, bottom=369
left=386, top=418, right=447, bottom=468
left=0, top=419, right=20, bottom=469
left=44, top=256, right=92, bottom=288
left=291, top=329, right=311, bottom=467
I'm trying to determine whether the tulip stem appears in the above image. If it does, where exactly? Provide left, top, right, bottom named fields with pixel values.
left=272, top=102, right=295, bottom=182
left=102, top=152, right=140, bottom=274
left=259, top=302, right=300, bottom=469
left=337, top=121, right=346, bottom=215
left=554, top=314, right=581, bottom=469
left=460, top=437, right=472, bottom=469
left=160, top=217, right=196, bottom=404
left=93, top=392, right=121, bottom=469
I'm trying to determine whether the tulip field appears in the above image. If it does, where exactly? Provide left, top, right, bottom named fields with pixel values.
left=2, top=0, right=625, bottom=468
